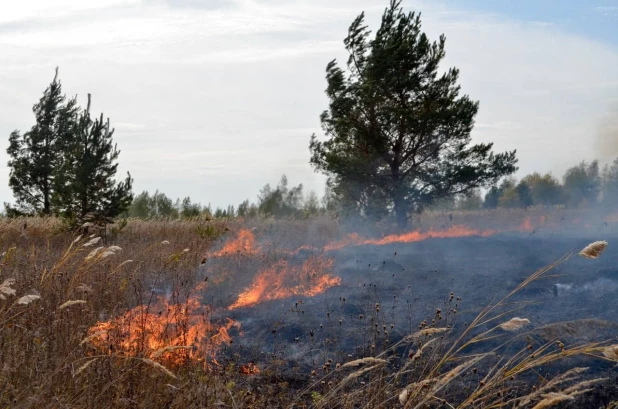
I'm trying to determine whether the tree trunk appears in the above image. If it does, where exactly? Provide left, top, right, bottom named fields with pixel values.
left=391, top=162, right=408, bottom=230
left=394, top=194, right=407, bottom=229
left=43, top=183, right=50, bottom=215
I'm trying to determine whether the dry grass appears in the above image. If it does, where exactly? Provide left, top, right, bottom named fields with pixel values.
left=0, top=214, right=616, bottom=408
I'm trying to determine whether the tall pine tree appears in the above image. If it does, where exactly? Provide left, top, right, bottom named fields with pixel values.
left=6, top=68, right=78, bottom=215
left=54, top=94, right=133, bottom=220
left=310, top=1, right=517, bottom=228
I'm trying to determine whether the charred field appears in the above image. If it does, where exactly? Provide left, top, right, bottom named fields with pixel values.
left=2, top=209, right=618, bottom=408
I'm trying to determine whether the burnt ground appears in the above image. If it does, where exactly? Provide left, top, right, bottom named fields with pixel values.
left=214, top=230, right=618, bottom=391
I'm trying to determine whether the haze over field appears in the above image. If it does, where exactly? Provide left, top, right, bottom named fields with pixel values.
left=1, top=0, right=617, bottom=208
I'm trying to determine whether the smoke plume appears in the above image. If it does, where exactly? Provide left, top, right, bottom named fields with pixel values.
left=596, top=105, right=618, bottom=161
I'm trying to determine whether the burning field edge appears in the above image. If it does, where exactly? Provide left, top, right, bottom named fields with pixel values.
left=2, top=208, right=618, bottom=408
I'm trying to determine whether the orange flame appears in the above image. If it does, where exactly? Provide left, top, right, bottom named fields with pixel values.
left=606, top=213, right=618, bottom=223
left=518, top=217, right=534, bottom=232
left=210, top=229, right=259, bottom=257
left=324, top=225, right=496, bottom=251
left=240, top=362, right=260, bottom=375
left=229, top=256, right=341, bottom=310
left=88, top=295, right=240, bottom=366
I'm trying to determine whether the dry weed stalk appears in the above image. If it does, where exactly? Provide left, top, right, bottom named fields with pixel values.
left=73, top=358, right=97, bottom=377
left=152, top=345, right=193, bottom=359
left=58, top=299, right=87, bottom=309
left=530, top=377, right=604, bottom=409
left=531, top=392, right=574, bottom=409
left=603, top=344, right=618, bottom=360
left=340, top=357, right=387, bottom=369
left=409, top=354, right=488, bottom=409
left=140, top=358, right=177, bottom=379
left=338, top=364, right=384, bottom=389
left=406, top=327, right=449, bottom=340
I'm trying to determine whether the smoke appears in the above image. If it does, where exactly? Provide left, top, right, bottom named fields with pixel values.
left=596, top=105, right=618, bottom=162
left=553, top=278, right=618, bottom=297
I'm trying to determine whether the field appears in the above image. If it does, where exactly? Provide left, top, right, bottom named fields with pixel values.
left=2, top=208, right=618, bottom=408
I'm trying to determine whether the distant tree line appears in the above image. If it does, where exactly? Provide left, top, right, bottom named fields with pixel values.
left=126, top=174, right=329, bottom=220
left=446, top=159, right=618, bottom=211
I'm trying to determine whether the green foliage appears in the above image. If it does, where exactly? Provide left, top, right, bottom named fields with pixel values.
left=426, top=195, right=456, bottom=212
left=602, top=158, right=618, bottom=205
left=237, top=200, right=250, bottom=217
left=213, top=207, right=227, bottom=218
left=515, top=180, right=533, bottom=208
left=195, top=223, right=225, bottom=240
left=521, top=172, right=565, bottom=206
left=53, top=94, right=133, bottom=220
left=485, top=177, right=539, bottom=209
left=302, top=190, right=320, bottom=217
left=179, top=197, right=202, bottom=218
left=309, top=1, right=517, bottom=227
left=129, top=191, right=151, bottom=218
left=258, top=174, right=304, bottom=218
left=563, top=160, right=601, bottom=207
left=128, top=190, right=177, bottom=218
left=151, top=191, right=178, bottom=218
left=483, top=186, right=501, bottom=209
left=6, top=70, right=132, bottom=221
left=498, top=186, right=522, bottom=208
left=6, top=68, right=79, bottom=215
left=456, top=189, right=483, bottom=210
left=127, top=191, right=220, bottom=220
left=311, top=391, right=323, bottom=404
left=109, top=217, right=129, bottom=241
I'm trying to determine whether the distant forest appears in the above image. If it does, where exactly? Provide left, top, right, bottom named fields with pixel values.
left=124, top=158, right=618, bottom=220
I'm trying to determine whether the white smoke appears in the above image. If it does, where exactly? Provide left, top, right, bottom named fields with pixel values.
left=596, top=105, right=618, bottom=162
left=554, top=278, right=618, bottom=296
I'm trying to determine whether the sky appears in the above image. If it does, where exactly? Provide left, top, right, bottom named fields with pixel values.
left=0, top=0, right=617, bottom=209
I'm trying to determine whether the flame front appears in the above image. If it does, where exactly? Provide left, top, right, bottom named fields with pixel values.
left=88, top=217, right=573, bottom=369
left=210, top=228, right=258, bottom=257
left=324, top=225, right=496, bottom=251
left=229, top=256, right=341, bottom=310
left=88, top=295, right=239, bottom=366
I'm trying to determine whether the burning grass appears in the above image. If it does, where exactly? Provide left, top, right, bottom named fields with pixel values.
left=1, top=212, right=618, bottom=407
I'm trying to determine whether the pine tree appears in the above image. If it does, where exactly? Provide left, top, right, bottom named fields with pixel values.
left=6, top=68, right=78, bottom=215
left=55, top=94, right=133, bottom=220
left=310, top=1, right=517, bottom=228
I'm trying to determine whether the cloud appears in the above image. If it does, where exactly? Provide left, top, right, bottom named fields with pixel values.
left=475, top=122, right=522, bottom=131
left=114, top=122, right=147, bottom=131
left=148, top=0, right=237, bottom=10
left=595, top=6, right=618, bottom=12
left=0, top=0, right=617, bottom=208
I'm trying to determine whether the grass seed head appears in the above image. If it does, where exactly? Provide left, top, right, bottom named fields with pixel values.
left=499, top=317, right=530, bottom=331
left=579, top=240, right=608, bottom=259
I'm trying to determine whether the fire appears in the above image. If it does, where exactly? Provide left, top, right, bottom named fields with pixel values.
left=240, top=362, right=260, bottom=374
left=87, top=295, right=240, bottom=366
left=518, top=217, right=534, bottom=232
left=324, top=225, right=496, bottom=251
left=210, top=229, right=259, bottom=257
left=229, top=256, right=341, bottom=310
left=606, top=213, right=618, bottom=223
